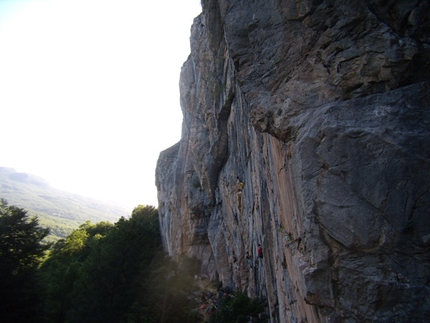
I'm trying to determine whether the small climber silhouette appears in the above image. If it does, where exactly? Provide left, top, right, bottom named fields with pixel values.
left=236, top=176, right=244, bottom=192
left=236, top=176, right=244, bottom=211
left=257, top=244, right=263, bottom=259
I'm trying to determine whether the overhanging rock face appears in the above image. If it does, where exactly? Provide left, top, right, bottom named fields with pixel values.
left=156, top=1, right=430, bottom=322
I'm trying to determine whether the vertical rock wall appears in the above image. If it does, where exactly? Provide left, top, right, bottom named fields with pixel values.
left=156, top=1, right=430, bottom=322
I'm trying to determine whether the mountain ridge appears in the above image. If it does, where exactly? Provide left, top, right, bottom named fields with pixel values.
left=0, top=166, right=130, bottom=241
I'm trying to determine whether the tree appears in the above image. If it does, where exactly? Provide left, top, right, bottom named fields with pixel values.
left=40, top=204, right=204, bottom=323
left=40, top=205, right=164, bottom=323
left=39, top=220, right=114, bottom=323
left=0, top=199, right=50, bottom=323
left=66, top=205, right=162, bottom=323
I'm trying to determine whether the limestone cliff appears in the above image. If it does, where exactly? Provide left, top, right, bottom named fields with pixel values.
left=156, top=1, right=430, bottom=322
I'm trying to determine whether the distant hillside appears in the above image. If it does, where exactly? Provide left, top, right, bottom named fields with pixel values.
left=0, top=167, right=130, bottom=241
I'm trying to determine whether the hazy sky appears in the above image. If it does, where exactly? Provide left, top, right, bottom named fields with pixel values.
left=0, top=0, right=202, bottom=210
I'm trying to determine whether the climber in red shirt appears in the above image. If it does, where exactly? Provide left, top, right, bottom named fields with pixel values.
left=257, top=244, right=263, bottom=258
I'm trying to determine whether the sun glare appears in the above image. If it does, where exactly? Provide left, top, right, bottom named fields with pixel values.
left=0, top=0, right=202, bottom=209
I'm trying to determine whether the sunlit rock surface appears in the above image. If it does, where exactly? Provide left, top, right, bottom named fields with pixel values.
left=156, top=1, right=430, bottom=322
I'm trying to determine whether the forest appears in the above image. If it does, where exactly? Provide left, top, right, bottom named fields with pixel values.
left=0, top=199, right=267, bottom=323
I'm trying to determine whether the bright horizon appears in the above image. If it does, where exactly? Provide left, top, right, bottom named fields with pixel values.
left=0, top=0, right=202, bottom=211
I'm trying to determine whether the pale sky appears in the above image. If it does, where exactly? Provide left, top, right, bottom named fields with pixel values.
left=0, top=0, right=202, bottom=211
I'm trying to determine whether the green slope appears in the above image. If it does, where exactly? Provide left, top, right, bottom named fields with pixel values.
left=0, top=167, right=130, bottom=241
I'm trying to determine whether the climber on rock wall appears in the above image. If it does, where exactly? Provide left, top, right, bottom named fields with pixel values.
left=236, top=176, right=244, bottom=211
left=257, top=244, right=263, bottom=259
left=236, top=176, right=244, bottom=191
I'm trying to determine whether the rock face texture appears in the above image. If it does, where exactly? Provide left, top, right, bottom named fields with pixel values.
left=156, top=1, right=430, bottom=322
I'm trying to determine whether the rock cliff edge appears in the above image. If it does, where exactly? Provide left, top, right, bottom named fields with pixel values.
left=156, top=1, right=430, bottom=322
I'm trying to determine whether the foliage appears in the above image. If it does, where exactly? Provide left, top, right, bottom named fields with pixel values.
left=66, top=206, right=161, bottom=323
left=3, top=200, right=205, bottom=323
left=39, top=232, right=81, bottom=321
left=208, top=292, right=268, bottom=323
left=0, top=199, right=51, bottom=323
left=39, top=205, right=201, bottom=323
left=39, top=220, right=115, bottom=323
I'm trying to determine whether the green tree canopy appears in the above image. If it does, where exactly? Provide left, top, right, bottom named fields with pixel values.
left=39, top=205, right=165, bottom=323
left=0, top=199, right=50, bottom=323
left=39, top=204, right=205, bottom=323
left=39, top=220, right=114, bottom=323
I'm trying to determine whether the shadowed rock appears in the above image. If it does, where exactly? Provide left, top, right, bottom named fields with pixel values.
left=156, top=1, right=430, bottom=322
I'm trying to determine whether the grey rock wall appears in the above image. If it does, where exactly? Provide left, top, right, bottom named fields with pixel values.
left=156, top=1, right=430, bottom=322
